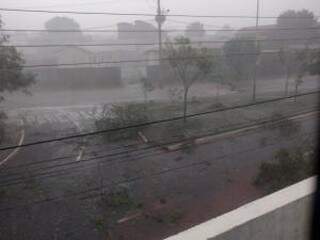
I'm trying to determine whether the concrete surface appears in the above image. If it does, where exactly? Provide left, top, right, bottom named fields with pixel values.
left=165, top=177, right=315, bottom=240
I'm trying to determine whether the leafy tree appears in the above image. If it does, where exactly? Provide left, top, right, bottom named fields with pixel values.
left=308, top=50, right=320, bottom=76
left=293, top=48, right=310, bottom=101
left=45, top=16, right=81, bottom=30
left=118, top=20, right=160, bottom=41
left=206, top=50, right=229, bottom=97
left=278, top=46, right=295, bottom=96
left=140, top=77, right=154, bottom=104
left=213, top=25, right=234, bottom=41
left=164, top=36, right=214, bottom=122
left=0, top=16, right=35, bottom=142
left=277, top=10, right=318, bottom=41
left=277, top=9, right=317, bottom=29
left=223, top=38, right=259, bottom=88
left=278, top=46, right=311, bottom=98
left=0, top=19, right=34, bottom=101
left=44, top=16, right=84, bottom=43
left=185, top=22, right=205, bottom=39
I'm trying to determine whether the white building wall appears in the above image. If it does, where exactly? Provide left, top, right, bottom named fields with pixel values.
left=165, top=177, right=316, bottom=240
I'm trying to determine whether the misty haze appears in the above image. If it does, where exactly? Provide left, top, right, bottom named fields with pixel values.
left=0, top=0, right=320, bottom=240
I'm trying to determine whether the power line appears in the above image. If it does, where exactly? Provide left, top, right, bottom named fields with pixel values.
left=79, top=131, right=315, bottom=203
left=0, top=125, right=315, bottom=211
left=2, top=105, right=297, bottom=176
left=6, top=98, right=285, bottom=174
left=165, top=18, right=223, bottom=28
left=17, top=0, right=121, bottom=10
left=0, top=7, right=156, bottom=17
left=2, top=27, right=320, bottom=33
left=0, top=49, right=317, bottom=69
left=0, top=90, right=318, bottom=152
left=1, top=125, right=313, bottom=193
left=0, top=146, right=165, bottom=187
left=0, top=109, right=314, bottom=187
left=0, top=131, right=314, bottom=206
left=3, top=37, right=320, bottom=48
left=0, top=161, right=206, bottom=212
left=0, top=7, right=319, bottom=19
left=1, top=109, right=316, bottom=187
left=0, top=115, right=268, bottom=179
left=0, top=139, right=141, bottom=170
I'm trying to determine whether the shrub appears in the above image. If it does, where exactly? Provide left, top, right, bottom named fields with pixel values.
left=95, top=103, right=150, bottom=142
left=98, top=187, right=141, bottom=213
left=264, top=113, right=301, bottom=138
left=254, top=148, right=315, bottom=193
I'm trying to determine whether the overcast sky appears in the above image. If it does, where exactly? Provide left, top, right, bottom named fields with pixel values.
left=1, top=0, right=319, bottom=30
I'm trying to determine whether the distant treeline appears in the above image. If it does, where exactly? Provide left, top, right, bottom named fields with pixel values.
left=146, top=52, right=302, bottom=87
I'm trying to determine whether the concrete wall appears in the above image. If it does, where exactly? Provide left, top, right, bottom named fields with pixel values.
left=210, top=194, right=312, bottom=240
left=165, top=177, right=316, bottom=240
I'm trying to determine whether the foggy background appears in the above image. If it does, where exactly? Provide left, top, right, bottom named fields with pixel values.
left=0, top=1, right=320, bottom=240
left=1, top=0, right=320, bottom=29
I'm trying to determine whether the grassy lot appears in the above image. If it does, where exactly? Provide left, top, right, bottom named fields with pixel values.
left=103, top=90, right=319, bottom=144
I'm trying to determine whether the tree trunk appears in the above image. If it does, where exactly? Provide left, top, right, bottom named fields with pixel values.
left=183, top=87, right=189, bottom=123
left=97, top=160, right=104, bottom=197
left=216, top=80, right=220, bottom=100
left=252, top=71, right=257, bottom=102
left=143, top=89, right=148, bottom=113
left=143, top=89, right=148, bottom=104
left=284, top=68, right=289, bottom=96
left=294, top=78, right=299, bottom=102
left=284, top=74, right=289, bottom=96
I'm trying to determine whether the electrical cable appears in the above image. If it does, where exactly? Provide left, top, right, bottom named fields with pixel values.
left=0, top=90, right=318, bottom=152
left=0, top=49, right=318, bottom=70
left=2, top=36, right=319, bottom=48
left=0, top=107, right=318, bottom=187
left=0, top=125, right=315, bottom=212
left=1, top=26, right=320, bottom=33
left=0, top=7, right=319, bottom=19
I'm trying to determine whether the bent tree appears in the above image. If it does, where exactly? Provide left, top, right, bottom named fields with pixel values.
left=293, top=47, right=310, bottom=101
left=0, top=15, right=35, bottom=142
left=164, top=36, right=213, bottom=122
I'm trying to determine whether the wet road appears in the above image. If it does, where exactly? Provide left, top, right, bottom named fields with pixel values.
left=0, top=107, right=318, bottom=240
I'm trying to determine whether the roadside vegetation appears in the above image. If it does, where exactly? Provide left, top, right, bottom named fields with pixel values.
left=308, top=49, right=320, bottom=76
left=164, top=36, right=215, bottom=122
left=264, top=112, right=301, bottom=138
left=254, top=146, right=315, bottom=193
left=150, top=209, right=184, bottom=225
left=93, top=187, right=143, bottom=236
left=95, top=103, right=150, bottom=142
left=0, top=15, right=35, bottom=142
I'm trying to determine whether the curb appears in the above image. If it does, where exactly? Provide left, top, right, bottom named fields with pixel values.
left=0, top=119, right=25, bottom=167
left=164, top=110, right=318, bottom=152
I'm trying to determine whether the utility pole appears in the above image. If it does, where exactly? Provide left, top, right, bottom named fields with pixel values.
left=155, top=0, right=166, bottom=84
left=252, top=0, right=260, bottom=102
left=156, top=0, right=163, bottom=60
